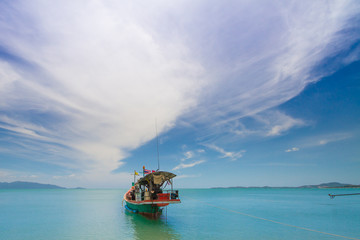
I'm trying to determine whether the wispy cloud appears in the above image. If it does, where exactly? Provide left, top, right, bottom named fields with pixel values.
left=249, top=162, right=316, bottom=167
left=232, top=111, right=306, bottom=138
left=314, top=133, right=352, bottom=146
left=287, top=132, right=353, bottom=151
left=0, top=1, right=359, bottom=186
left=265, top=115, right=305, bottom=137
left=52, top=174, right=76, bottom=180
left=0, top=167, right=130, bottom=188
left=285, top=147, right=300, bottom=153
left=0, top=1, right=205, bottom=175
left=182, top=151, right=193, bottom=161
left=172, top=160, right=205, bottom=171
left=176, top=174, right=202, bottom=179
left=184, top=1, right=360, bottom=126
left=204, top=144, right=245, bottom=161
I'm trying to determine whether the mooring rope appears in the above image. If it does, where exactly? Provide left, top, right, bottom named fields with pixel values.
left=329, top=193, right=360, bottom=199
left=187, top=197, right=360, bottom=240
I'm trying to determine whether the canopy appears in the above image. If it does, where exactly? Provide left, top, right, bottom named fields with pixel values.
left=137, top=171, right=176, bottom=186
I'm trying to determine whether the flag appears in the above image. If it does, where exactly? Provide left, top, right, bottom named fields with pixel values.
left=134, top=171, right=139, bottom=176
left=144, top=169, right=151, bottom=174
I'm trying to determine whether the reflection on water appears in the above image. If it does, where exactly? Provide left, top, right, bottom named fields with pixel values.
left=124, top=210, right=181, bottom=240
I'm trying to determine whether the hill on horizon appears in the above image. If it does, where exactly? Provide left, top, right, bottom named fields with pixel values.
left=0, top=181, right=65, bottom=189
left=212, top=182, right=360, bottom=189
left=299, top=182, right=354, bottom=188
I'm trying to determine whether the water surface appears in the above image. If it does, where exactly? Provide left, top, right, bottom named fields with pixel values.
left=1, top=188, right=359, bottom=239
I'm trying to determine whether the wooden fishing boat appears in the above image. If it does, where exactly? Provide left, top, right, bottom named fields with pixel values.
left=123, top=169, right=181, bottom=217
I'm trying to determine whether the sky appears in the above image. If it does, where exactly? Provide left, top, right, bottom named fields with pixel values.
left=0, top=0, right=359, bottom=188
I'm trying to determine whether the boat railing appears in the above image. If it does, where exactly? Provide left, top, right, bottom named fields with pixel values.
left=128, top=189, right=180, bottom=201
left=162, top=189, right=179, bottom=200
left=162, top=189, right=178, bottom=193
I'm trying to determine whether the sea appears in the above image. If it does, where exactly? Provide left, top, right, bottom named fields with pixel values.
left=0, top=188, right=359, bottom=240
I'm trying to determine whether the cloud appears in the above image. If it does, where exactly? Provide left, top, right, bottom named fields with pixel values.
left=255, top=111, right=305, bottom=137
left=285, top=147, right=300, bottom=153
left=172, top=160, right=205, bottom=171
left=179, top=151, right=193, bottom=162
left=176, top=174, right=202, bottom=179
left=204, top=144, right=245, bottom=161
left=0, top=169, right=40, bottom=182
left=266, top=118, right=304, bottom=137
left=183, top=151, right=193, bottom=160
left=52, top=174, right=76, bottom=180
left=319, top=140, right=327, bottom=145
left=288, top=132, right=353, bottom=151
left=249, top=162, right=316, bottom=167
left=183, top=1, right=360, bottom=125
left=0, top=167, right=130, bottom=188
left=317, top=133, right=352, bottom=146
left=0, top=169, right=13, bottom=179
left=0, top=1, right=205, bottom=174
left=232, top=111, right=306, bottom=138
left=0, top=1, right=359, bottom=185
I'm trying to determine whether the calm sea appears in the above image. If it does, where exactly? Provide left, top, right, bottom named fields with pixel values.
left=0, top=188, right=359, bottom=240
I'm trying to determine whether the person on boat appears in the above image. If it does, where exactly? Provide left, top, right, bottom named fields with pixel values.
left=171, top=190, right=179, bottom=199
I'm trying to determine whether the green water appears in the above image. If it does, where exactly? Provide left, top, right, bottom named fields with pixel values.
left=0, top=188, right=359, bottom=239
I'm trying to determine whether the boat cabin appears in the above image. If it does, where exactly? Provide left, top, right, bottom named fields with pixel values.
left=129, top=171, right=179, bottom=202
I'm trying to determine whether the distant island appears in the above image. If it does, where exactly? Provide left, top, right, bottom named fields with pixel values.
left=298, top=182, right=360, bottom=189
left=0, top=181, right=84, bottom=189
left=212, top=182, right=360, bottom=189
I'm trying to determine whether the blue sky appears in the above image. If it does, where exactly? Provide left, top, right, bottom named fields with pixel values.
left=0, top=1, right=359, bottom=188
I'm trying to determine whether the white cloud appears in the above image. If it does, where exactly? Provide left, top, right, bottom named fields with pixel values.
left=0, top=168, right=130, bottom=188
left=0, top=1, right=359, bottom=185
left=172, top=160, right=205, bottom=171
left=204, top=144, right=245, bottom=161
left=232, top=121, right=260, bottom=137
left=184, top=151, right=193, bottom=160
left=180, top=151, right=194, bottom=161
left=319, top=140, right=327, bottom=145
left=285, top=147, right=300, bottom=153
left=317, top=133, right=352, bottom=146
left=0, top=169, right=44, bottom=183
left=231, top=111, right=306, bottom=138
left=249, top=162, right=316, bottom=167
left=185, top=1, right=360, bottom=125
left=261, top=111, right=305, bottom=137
left=0, top=1, right=205, bottom=175
left=176, top=174, right=202, bottom=179
left=289, top=132, right=353, bottom=151
left=0, top=169, right=13, bottom=179
left=268, top=126, right=289, bottom=136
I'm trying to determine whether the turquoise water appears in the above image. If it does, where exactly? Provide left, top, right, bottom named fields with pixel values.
left=1, top=188, right=359, bottom=240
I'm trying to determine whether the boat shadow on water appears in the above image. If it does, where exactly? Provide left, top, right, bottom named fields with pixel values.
left=124, top=210, right=181, bottom=240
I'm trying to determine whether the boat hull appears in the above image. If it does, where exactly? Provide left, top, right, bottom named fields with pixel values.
left=124, top=200, right=163, bottom=217
left=123, top=189, right=180, bottom=218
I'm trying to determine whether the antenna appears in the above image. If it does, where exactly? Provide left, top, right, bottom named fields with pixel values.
left=156, top=119, right=160, bottom=171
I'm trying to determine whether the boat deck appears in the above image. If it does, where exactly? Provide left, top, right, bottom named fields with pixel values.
left=124, top=189, right=181, bottom=207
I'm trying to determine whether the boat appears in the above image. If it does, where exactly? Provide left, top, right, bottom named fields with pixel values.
left=123, top=167, right=181, bottom=218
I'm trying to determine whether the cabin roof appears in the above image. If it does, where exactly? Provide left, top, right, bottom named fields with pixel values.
left=137, top=171, right=176, bottom=185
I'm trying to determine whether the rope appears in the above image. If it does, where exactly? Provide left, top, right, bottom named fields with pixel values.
left=187, top=197, right=360, bottom=240
left=329, top=193, right=360, bottom=199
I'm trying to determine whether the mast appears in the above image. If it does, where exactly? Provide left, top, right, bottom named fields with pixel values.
left=156, top=119, right=160, bottom=171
